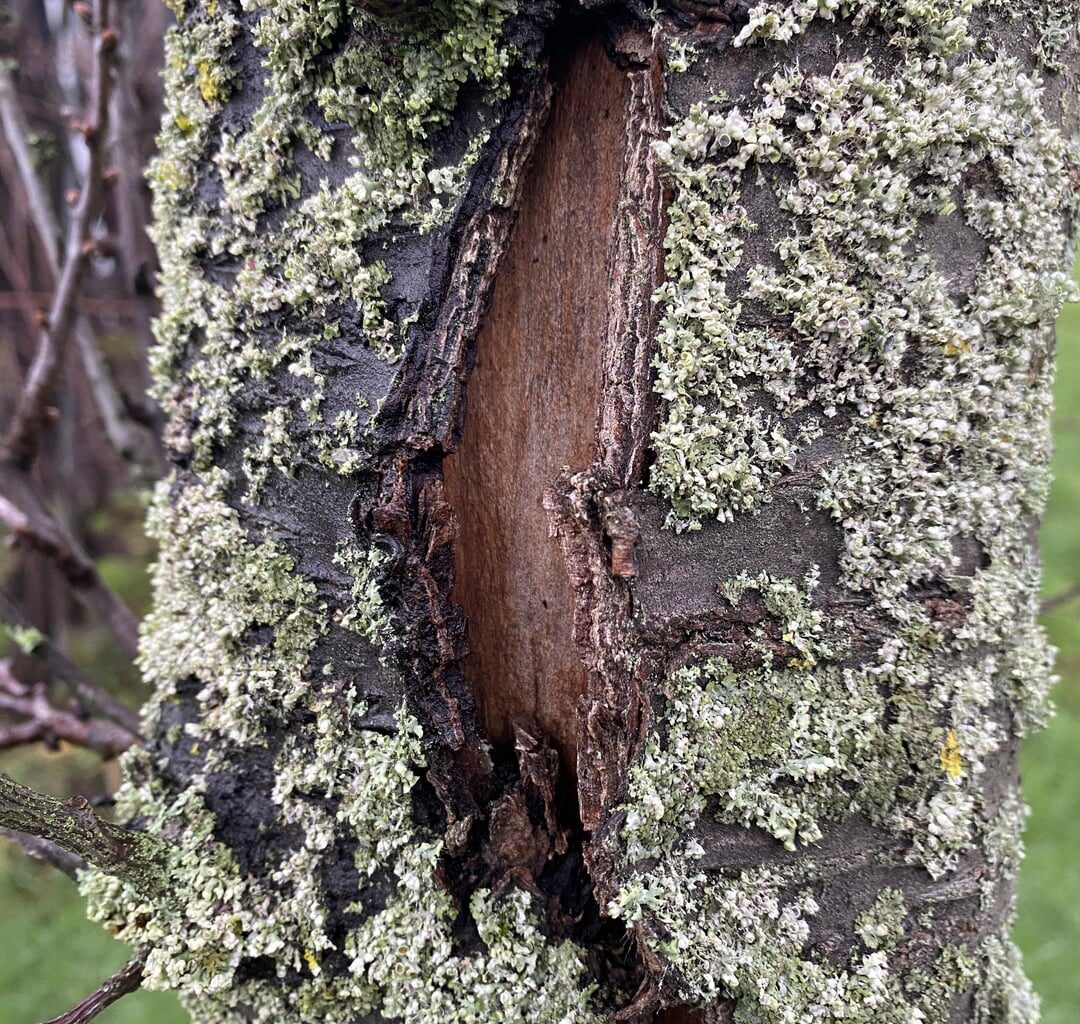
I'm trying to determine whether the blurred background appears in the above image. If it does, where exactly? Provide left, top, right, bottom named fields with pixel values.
left=0, top=3, right=1077, bottom=1022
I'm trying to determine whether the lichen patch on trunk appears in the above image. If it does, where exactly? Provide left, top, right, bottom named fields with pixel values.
left=80, top=1, right=1079, bottom=1022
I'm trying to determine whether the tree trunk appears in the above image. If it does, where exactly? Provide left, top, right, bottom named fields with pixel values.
left=78, top=2, right=1080, bottom=1022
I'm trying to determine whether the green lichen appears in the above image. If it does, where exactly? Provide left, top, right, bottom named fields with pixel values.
left=719, top=568, right=838, bottom=666
left=84, top=701, right=598, bottom=1022
left=857, top=888, right=908, bottom=951
left=619, top=3, right=1077, bottom=1019
left=85, top=5, right=607, bottom=1017
left=734, top=0, right=976, bottom=54
left=150, top=0, right=520, bottom=479
left=333, top=540, right=390, bottom=645
left=2, top=621, right=45, bottom=655
left=85, top=473, right=599, bottom=1021
left=609, top=855, right=1029, bottom=1022
left=136, top=470, right=325, bottom=748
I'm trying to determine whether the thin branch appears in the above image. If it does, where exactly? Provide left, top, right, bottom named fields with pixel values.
left=1042, top=582, right=1080, bottom=615
left=0, top=828, right=88, bottom=879
left=0, top=773, right=167, bottom=897
left=0, top=209, right=43, bottom=334
left=40, top=945, right=149, bottom=1024
left=0, top=72, right=62, bottom=267
left=0, top=591, right=141, bottom=734
left=0, top=462, right=139, bottom=659
left=0, top=292, right=140, bottom=315
left=0, top=660, right=137, bottom=757
left=107, top=1, right=157, bottom=362
left=1, top=44, right=160, bottom=473
left=3, top=0, right=118, bottom=469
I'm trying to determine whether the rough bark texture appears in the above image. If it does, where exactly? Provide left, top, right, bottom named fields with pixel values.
left=78, top=2, right=1080, bottom=1023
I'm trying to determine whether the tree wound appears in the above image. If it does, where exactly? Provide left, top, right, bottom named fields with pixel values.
left=443, top=33, right=629, bottom=779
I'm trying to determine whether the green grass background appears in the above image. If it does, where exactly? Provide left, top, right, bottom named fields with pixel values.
left=1, top=291, right=1079, bottom=1022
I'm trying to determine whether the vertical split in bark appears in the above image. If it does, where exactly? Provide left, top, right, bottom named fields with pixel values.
left=443, top=31, right=627, bottom=779
left=74, top=2, right=1080, bottom=1022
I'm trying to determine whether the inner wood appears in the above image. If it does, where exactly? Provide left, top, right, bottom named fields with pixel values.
left=442, top=34, right=627, bottom=779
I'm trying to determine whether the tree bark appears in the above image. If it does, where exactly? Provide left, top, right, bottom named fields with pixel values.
left=79, top=2, right=1080, bottom=1023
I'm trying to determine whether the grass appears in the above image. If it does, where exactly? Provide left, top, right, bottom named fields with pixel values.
left=1, top=292, right=1079, bottom=1022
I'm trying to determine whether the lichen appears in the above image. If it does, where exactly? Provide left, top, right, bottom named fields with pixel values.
left=83, top=700, right=598, bottom=1022
left=82, top=0, right=1078, bottom=1016
left=2, top=621, right=45, bottom=655
left=618, top=3, right=1078, bottom=1019
left=83, top=1, right=604, bottom=1019
left=134, top=470, right=324, bottom=749
left=149, top=0, right=521, bottom=478
left=734, top=0, right=976, bottom=54
left=609, top=855, right=1029, bottom=1022
left=84, top=470, right=599, bottom=1021
left=856, top=888, right=908, bottom=951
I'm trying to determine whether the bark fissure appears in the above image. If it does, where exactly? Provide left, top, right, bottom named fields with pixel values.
left=72, top=2, right=1080, bottom=1022
left=443, top=30, right=627, bottom=779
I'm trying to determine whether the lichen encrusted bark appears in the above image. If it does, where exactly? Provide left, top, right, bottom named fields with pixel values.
left=77, top=1, right=1079, bottom=1023
left=592, top=3, right=1080, bottom=1022
left=82, top=1, right=604, bottom=1021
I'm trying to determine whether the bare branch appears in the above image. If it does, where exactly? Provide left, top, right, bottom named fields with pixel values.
left=40, top=945, right=149, bottom=1024
left=1041, top=582, right=1080, bottom=615
left=0, top=828, right=88, bottom=879
left=3, top=0, right=118, bottom=469
left=0, top=462, right=139, bottom=659
left=0, top=591, right=142, bottom=734
left=0, top=660, right=137, bottom=757
left=1, top=43, right=159, bottom=472
left=108, top=2, right=157, bottom=362
left=0, top=773, right=167, bottom=897
left=0, top=70, right=62, bottom=267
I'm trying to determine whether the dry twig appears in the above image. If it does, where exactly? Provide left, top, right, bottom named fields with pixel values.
left=0, top=828, right=88, bottom=879
left=0, top=660, right=137, bottom=756
left=3, top=0, right=119, bottom=469
left=0, top=591, right=141, bottom=733
left=0, top=462, right=139, bottom=659
left=1042, top=582, right=1080, bottom=615
left=39, top=945, right=150, bottom=1024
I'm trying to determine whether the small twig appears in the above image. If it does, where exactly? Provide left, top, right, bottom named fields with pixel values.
left=3, top=0, right=118, bottom=469
left=0, top=592, right=142, bottom=735
left=0, top=462, right=139, bottom=659
left=1, top=46, right=160, bottom=472
left=39, top=944, right=149, bottom=1024
left=0, top=773, right=167, bottom=898
left=0, top=71, right=62, bottom=264
left=0, top=209, right=42, bottom=334
left=0, top=293, right=140, bottom=315
left=1042, top=582, right=1080, bottom=615
left=107, top=1, right=157, bottom=363
left=0, top=660, right=136, bottom=757
left=0, top=828, right=88, bottom=879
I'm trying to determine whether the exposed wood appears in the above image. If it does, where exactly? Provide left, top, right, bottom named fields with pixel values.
left=443, top=33, right=628, bottom=776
